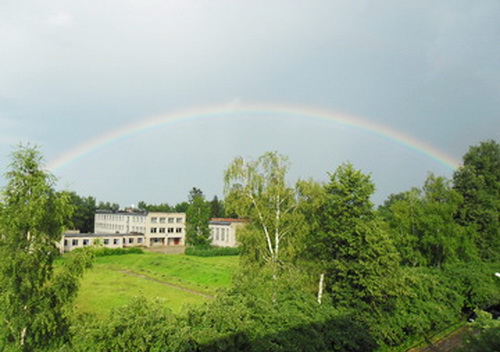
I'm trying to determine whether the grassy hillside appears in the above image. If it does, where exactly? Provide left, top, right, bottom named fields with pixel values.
left=72, top=252, right=239, bottom=318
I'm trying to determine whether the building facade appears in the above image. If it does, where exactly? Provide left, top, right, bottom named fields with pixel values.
left=146, top=211, right=186, bottom=246
left=60, top=210, right=186, bottom=252
left=61, top=232, right=146, bottom=252
left=208, top=218, right=246, bottom=247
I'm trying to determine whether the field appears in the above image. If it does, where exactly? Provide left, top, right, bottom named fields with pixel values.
left=71, top=252, right=240, bottom=318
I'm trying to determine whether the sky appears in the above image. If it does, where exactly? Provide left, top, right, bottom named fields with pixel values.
left=1, top=0, right=499, bottom=207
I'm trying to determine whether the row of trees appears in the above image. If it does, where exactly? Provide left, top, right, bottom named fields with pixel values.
left=220, top=141, right=499, bottom=347
left=0, top=140, right=498, bottom=351
left=66, top=140, right=498, bottom=351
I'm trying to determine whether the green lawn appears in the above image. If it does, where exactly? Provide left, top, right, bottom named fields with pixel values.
left=72, top=252, right=239, bottom=319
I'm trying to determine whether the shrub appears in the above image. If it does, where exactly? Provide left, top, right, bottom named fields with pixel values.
left=185, top=246, right=241, bottom=257
left=91, top=247, right=144, bottom=257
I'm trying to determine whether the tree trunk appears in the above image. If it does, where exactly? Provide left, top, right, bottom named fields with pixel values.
left=317, top=273, right=324, bottom=304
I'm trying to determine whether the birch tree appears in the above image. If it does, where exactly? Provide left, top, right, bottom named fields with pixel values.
left=224, top=152, right=300, bottom=267
left=0, top=145, right=92, bottom=351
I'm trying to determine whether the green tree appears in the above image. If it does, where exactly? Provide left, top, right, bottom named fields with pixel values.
left=224, top=152, right=302, bottom=268
left=0, top=145, right=92, bottom=351
left=310, top=163, right=400, bottom=306
left=382, top=175, right=477, bottom=267
left=64, top=191, right=96, bottom=233
left=96, top=201, right=120, bottom=211
left=137, top=201, right=173, bottom=212
left=378, top=188, right=425, bottom=266
left=453, top=139, right=500, bottom=261
left=209, top=195, right=225, bottom=218
left=174, top=201, right=189, bottom=213
left=186, top=188, right=211, bottom=246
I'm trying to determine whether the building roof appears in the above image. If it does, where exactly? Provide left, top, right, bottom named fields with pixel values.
left=95, top=209, right=147, bottom=215
left=64, top=232, right=145, bottom=238
left=209, top=218, right=247, bottom=226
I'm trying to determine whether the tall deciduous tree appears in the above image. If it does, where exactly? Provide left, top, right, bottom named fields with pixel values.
left=186, top=187, right=211, bottom=246
left=310, top=163, right=400, bottom=306
left=0, top=145, right=92, bottom=351
left=453, top=139, right=500, bottom=261
left=224, top=152, right=302, bottom=268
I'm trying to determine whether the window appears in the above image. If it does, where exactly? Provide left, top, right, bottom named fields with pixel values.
left=159, top=227, right=166, bottom=233
left=64, top=240, right=68, bottom=246
left=168, top=217, right=174, bottom=223
left=83, top=239, right=90, bottom=246
left=221, top=231, right=225, bottom=241
left=176, top=228, right=182, bottom=233
left=137, top=238, right=143, bottom=243
left=72, top=239, right=78, bottom=246
left=159, top=217, right=166, bottom=223
left=104, top=239, right=109, bottom=245
left=176, top=217, right=182, bottom=223
left=168, top=227, right=174, bottom=233
left=113, top=239, right=120, bottom=245
left=151, top=228, right=157, bottom=233
left=151, top=217, right=158, bottom=223
left=128, top=238, right=134, bottom=244
left=216, top=228, right=219, bottom=241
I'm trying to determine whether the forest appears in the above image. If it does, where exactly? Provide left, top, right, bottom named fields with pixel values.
left=0, top=140, right=499, bottom=352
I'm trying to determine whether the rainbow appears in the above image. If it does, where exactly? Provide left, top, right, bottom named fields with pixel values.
left=46, top=102, right=461, bottom=172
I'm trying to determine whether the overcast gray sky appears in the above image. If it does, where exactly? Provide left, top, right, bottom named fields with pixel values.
left=1, top=0, right=499, bottom=206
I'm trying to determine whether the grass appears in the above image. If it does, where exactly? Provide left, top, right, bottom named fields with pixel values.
left=71, top=252, right=239, bottom=319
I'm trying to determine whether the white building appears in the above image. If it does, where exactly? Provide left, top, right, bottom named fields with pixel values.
left=208, top=218, right=246, bottom=247
left=61, top=232, right=145, bottom=252
left=94, top=210, right=147, bottom=235
left=60, top=210, right=186, bottom=252
left=147, top=211, right=186, bottom=246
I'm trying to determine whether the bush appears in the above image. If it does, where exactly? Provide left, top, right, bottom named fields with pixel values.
left=185, top=246, right=241, bottom=257
left=91, top=247, right=144, bottom=257
left=459, top=327, right=500, bottom=352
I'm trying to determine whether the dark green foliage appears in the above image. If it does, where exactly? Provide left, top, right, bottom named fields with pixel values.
left=381, top=175, right=477, bottom=267
left=137, top=201, right=173, bottom=212
left=186, top=270, right=377, bottom=352
left=459, top=327, right=500, bottom=352
left=96, top=201, right=120, bottom=211
left=209, top=195, right=226, bottom=218
left=443, top=262, right=500, bottom=310
left=307, top=163, right=400, bottom=306
left=174, top=201, right=190, bottom=213
left=68, top=298, right=185, bottom=352
left=367, top=266, right=465, bottom=346
left=186, top=188, right=212, bottom=247
left=0, top=145, right=93, bottom=351
left=185, top=246, right=240, bottom=257
left=64, top=191, right=96, bottom=233
left=184, top=284, right=377, bottom=352
left=453, top=139, right=500, bottom=261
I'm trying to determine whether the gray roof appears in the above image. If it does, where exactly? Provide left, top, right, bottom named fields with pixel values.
left=64, top=232, right=144, bottom=238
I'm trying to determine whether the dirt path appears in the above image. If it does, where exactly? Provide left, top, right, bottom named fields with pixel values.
left=408, top=326, right=473, bottom=352
left=117, top=269, right=214, bottom=299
